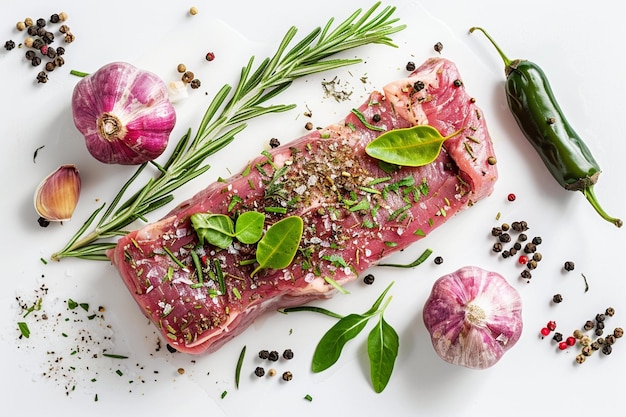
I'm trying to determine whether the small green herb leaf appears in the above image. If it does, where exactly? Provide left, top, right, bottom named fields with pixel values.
left=368, top=315, right=399, bottom=393
left=234, top=211, right=265, bottom=244
left=365, top=126, right=461, bottom=167
left=377, top=248, right=433, bottom=268
left=18, top=322, right=30, bottom=338
left=311, top=313, right=369, bottom=373
left=190, top=213, right=234, bottom=249
left=252, top=216, right=303, bottom=276
left=235, top=345, right=246, bottom=389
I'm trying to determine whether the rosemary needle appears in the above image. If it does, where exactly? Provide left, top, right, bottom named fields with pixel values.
left=52, top=3, right=405, bottom=261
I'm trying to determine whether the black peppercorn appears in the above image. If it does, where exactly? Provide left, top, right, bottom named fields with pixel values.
left=46, top=47, right=56, bottom=59
left=523, top=242, right=537, bottom=253
left=526, top=260, right=537, bottom=270
left=190, top=79, right=201, bottom=89
left=511, top=221, right=521, bottom=232
left=595, top=313, right=605, bottom=323
left=492, top=242, right=503, bottom=252
left=372, top=113, right=381, bottom=123
left=25, top=50, right=36, bottom=60
left=50, top=13, right=60, bottom=23
left=532, top=236, right=542, bottom=245
left=498, top=233, right=511, bottom=243
left=258, top=350, right=269, bottom=360
left=413, top=80, right=425, bottom=92
left=606, top=307, right=616, bottom=317
left=56, top=46, right=65, bottom=55
left=42, top=31, right=55, bottom=44
left=602, top=344, right=612, bottom=355
left=45, top=61, right=55, bottom=72
left=254, top=367, right=265, bottom=377
left=27, top=25, right=39, bottom=36
left=434, top=41, right=443, bottom=53
left=518, top=233, right=527, bottom=242
left=552, top=332, right=563, bottom=342
left=491, top=226, right=503, bottom=237
left=591, top=341, right=601, bottom=351
left=501, top=223, right=510, bottom=231
left=520, top=269, right=532, bottom=280
left=453, top=79, right=463, bottom=87
left=363, top=274, right=375, bottom=285
left=282, top=371, right=293, bottom=381
left=36, top=18, right=46, bottom=27
left=605, top=334, right=616, bottom=345
left=583, top=320, right=594, bottom=331
left=552, top=294, right=563, bottom=303
left=269, top=138, right=280, bottom=148
left=532, top=252, right=542, bottom=262
left=268, top=350, right=279, bottom=361
left=4, top=40, right=15, bottom=50
left=513, top=242, right=522, bottom=251
left=31, top=56, right=42, bottom=66
left=282, top=349, right=294, bottom=360
left=53, top=56, right=64, bottom=67
left=32, top=38, right=44, bottom=50
left=304, top=122, right=313, bottom=130
left=564, top=261, right=575, bottom=271
left=595, top=328, right=604, bottom=337
left=405, top=61, right=416, bottom=71
left=37, top=216, right=50, bottom=227
left=434, top=256, right=443, bottom=265
left=501, top=250, right=510, bottom=259
left=596, top=321, right=605, bottom=331
left=614, top=327, right=624, bottom=338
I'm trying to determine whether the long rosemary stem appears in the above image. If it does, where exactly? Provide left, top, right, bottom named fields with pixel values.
left=51, top=2, right=405, bottom=261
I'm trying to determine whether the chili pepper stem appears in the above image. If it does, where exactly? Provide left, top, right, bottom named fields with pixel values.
left=582, top=186, right=622, bottom=228
left=468, top=27, right=512, bottom=68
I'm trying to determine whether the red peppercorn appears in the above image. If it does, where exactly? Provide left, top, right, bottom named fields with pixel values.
left=540, top=327, right=550, bottom=336
left=206, top=52, right=215, bottom=61
left=518, top=255, right=528, bottom=265
left=566, top=336, right=576, bottom=346
left=507, top=193, right=516, bottom=202
left=558, top=341, right=568, bottom=350
left=547, top=321, right=557, bottom=331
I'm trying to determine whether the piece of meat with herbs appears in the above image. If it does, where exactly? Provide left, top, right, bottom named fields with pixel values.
left=108, top=57, right=498, bottom=354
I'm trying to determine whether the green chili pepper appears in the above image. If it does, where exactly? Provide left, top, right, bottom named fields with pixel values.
left=470, top=27, right=622, bottom=228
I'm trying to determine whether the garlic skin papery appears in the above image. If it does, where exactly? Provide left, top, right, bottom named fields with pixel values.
left=422, top=266, right=523, bottom=369
left=72, top=62, right=176, bottom=165
left=34, top=164, right=81, bottom=222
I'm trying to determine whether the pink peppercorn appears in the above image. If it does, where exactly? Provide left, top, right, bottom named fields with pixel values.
left=507, top=193, right=516, bottom=202
left=566, top=336, right=576, bottom=346
left=540, top=327, right=550, bottom=336
left=558, top=341, right=568, bottom=350
left=547, top=321, right=557, bottom=331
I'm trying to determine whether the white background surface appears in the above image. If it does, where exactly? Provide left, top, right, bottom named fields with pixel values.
left=2, top=1, right=625, bottom=416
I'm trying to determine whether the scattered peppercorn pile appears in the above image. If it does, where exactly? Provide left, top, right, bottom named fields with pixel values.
left=4, top=12, right=75, bottom=84
left=541, top=307, right=622, bottom=364
left=254, top=348, right=295, bottom=381
left=490, top=219, right=543, bottom=282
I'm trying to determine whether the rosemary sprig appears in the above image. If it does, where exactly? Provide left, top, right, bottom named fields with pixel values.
left=51, top=2, right=405, bottom=261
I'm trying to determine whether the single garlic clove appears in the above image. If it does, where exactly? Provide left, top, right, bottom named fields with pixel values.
left=34, top=164, right=81, bottom=221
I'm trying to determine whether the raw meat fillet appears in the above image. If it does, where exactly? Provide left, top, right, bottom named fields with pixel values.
left=108, top=57, right=498, bottom=354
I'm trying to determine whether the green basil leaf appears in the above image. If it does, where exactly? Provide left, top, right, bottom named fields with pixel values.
left=190, top=213, right=234, bottom=249
left=368, top=315, right=399, bottom=393
left=365, top=125, right=460, bottom=167
left=234, top=211, right=265, bottom=244
left=311, top=313, right=370, bottom=373
left=252, top=216, right=303, bottom=275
